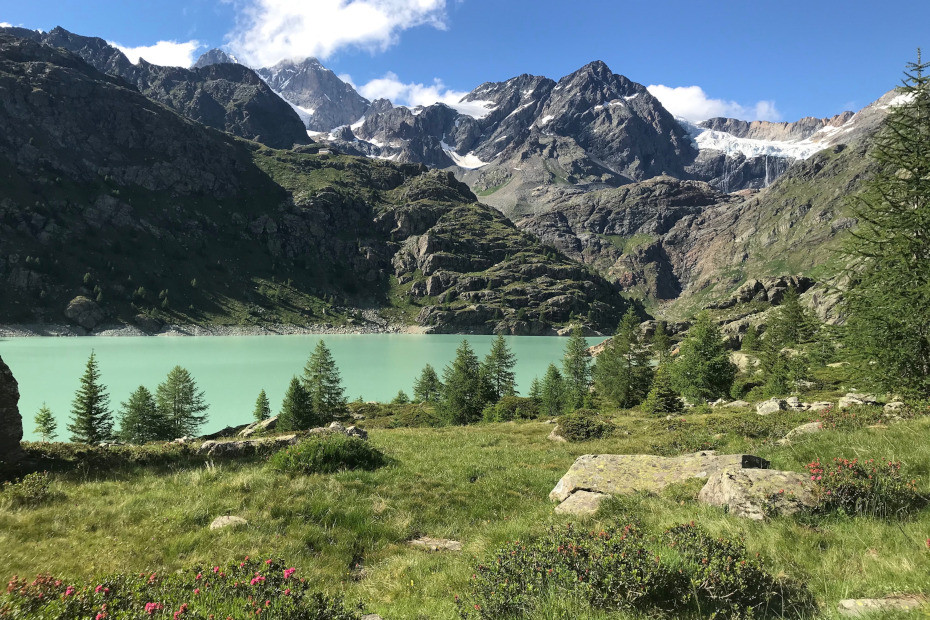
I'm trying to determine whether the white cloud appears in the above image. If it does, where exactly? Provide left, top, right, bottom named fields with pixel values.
left=0, top=22, right=13, bottom=28
left=228, top=0, right=448, bottom=67
left=647, top=84, right=781, bottom=122
left=358, top=71, right=467, bottom=107
left=113, top=39, right=204, bottom=67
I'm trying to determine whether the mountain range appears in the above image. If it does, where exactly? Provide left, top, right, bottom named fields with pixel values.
left=0, top=24, right=897, bottom=334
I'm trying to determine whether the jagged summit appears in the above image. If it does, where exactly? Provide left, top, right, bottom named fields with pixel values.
left=192, top=48, right=239, bottom=69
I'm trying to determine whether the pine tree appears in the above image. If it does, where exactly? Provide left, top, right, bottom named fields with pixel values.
left=278, top=376, right=313, bottom=431
left=481, top=334, right=517, bottom=401
left=670, top=312, right=737, bottom=402
left=412, top=364, right=443, bottom=403
left=767, top=287, right=815, bottom=347
left=155, top=366, right=209, bottom=438
left=562, top=326, right=592, bottom=410
left=641, top=365, right=683, bottom=416
left=33, top=403, right=57, bottom=442
left=118, top=386, right=165, bottom=443
left=844, top=52, right=930, bottom=395
left=253, top=389, right=271, bottom=422
left=392, top=390, right=410, bottom=404
left=302, top=341, right=346, bottom=422
left=539, top=363, right=566, bottom=417
left=741, top=325, right=760, bottom=352
left=440, top=339, right=484, bottom=424
left=68, top=352, right=114, bottom=444
left=593, top=309, right=653, bottom=408
left=652, top=321, right=671, bottom=363
left=528, top=377, right=542, bottom=401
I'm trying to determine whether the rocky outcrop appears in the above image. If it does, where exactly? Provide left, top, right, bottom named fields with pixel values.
left=64, top=296, right=105, bottom=330
left=0, top=355, right=24, bottom=463
left=756, top=398, right=788, bottom=416
left=776, top=422, right=823, bottom=445
left=697, top=468, right=818, bottom=519
left=549, top=451, right=769, bottom=514
left=239, top=416, right=278, bottom=438
left=198, top=434, right=300, bottom=457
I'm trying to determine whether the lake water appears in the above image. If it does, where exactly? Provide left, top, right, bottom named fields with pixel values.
left=0, top=334, right=606, bottom=441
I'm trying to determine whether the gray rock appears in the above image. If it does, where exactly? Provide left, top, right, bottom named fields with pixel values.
left=210, top=516, right=248, bottom=530
left=361, top=615, right=384, bottom=620
left=756, top=398, right=787, bottom=415
left=198, top=434, right=299, bottom=457
left=547, top=427, right=567, bottom=443
left=554, top=490, right=608, bottom=515
left=839, top=392, right=878, bottom=408
left=808, top=401, right=833, bottom=412
left=408, top=537, right=462, bottom=552
left=239, top=415, right=278, bottom=438
left=837, top=596, right=926, bottom=617
left=884, top=401, right=906, bottom=413
left=0, top=355, right=24, bottom=464
left=785, top=396, right=806, bottom=411
left=64, top=296, right=105, bottom=330
left=776, top=422, right=823, bottom=445
left=346, top=426, right=368, bottom=439
left=698, top=468, right=818, bottom=519
left=550, top=451, right=769, bottom=509
left=723, top=399, right=751, bottom=408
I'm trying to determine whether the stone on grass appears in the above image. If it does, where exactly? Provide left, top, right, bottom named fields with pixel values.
left=0, top=355, right=25, bottom=464
left=776, top=422, right=823, bottom=446
left=408, top=537, right=462, bottom=552
left=554, top=490, right=607, bottom=516
left=210, top=516, right=248, bottom=530
left=547, top=427, right=567, bottom=443
left=838, top=393, right=878, bottom=409
left=723, top=400, right=750, bottom=408
left=361, top=615, right=384, bottom=620
left=837, top=595, right=927, bottom=617
left=884, top=401, right=906, bottom=413
left=808, top=401, right=833, bottom=412
left=785, top=397, right=806, bottom=411
left=756, top=398, right=787, bottom=416
left=239, top=415, right=278, bottom=438
left=549, top=451, right=769, bottom=514
left=698, top=468, right=818, bottom=520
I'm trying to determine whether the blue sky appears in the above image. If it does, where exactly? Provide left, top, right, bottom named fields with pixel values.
left=1, top=0, right=927, bottom=122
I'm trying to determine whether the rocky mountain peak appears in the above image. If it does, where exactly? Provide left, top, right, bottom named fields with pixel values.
left=193, top=48, right=238, bottom=69
left=257, top=57, right=370, bottom=132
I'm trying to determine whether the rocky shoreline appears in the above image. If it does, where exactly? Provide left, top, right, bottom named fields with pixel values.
left=0, top=321, right=429, bottom=338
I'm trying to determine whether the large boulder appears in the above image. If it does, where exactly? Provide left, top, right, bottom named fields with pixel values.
left=697, top=468, right=818, bottom=519
left=0, top=355, right=25, bottom=464
left=756, top=398, right=787, bottom=416
left=776, top=422, right=823, bottom=446
left=549, top=451, right=769, bottom=514
left=64, top=296, right=105, bottom=330
left=239, top=415, right=278, bottom=438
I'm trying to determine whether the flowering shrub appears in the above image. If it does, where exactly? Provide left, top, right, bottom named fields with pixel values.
left=0, top=557, right=364, bottom=619
left=806, top=457, right=925, bottom=517
left=268, top=434, right=386, bottom=475
left=457, top=522, right=813, bottom=619
left=0, top=471, right=58, bottom=508
left=813, top=404, right=886, bottom=431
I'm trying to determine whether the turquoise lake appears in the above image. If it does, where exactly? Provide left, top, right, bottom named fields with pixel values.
left=0, top=334, right=606, bottom=441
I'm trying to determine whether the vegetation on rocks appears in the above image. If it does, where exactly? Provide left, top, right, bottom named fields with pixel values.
left=268, top=434, right=386, bottom=475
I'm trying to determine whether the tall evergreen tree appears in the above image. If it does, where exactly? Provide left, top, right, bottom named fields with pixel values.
left=562, top=326, right=592, bottom=410
left=33, top=403, right=57, bottom=442
left=68, top=352, right=114, bottom=444
left=528, top=377, right=542, bottom=401
left=253, top=389, right=271, bottom=422
left=652, top=321, right=671, bottom=363
left=302, top=341, right=347, bottom=422
left=412, top=364, right=443, bottom=403
left=481, top=334, right=517, bottom=401
left=539, top=363, right=566, bottom=418
left=155, top=366, right=209, bottom=438
left=278, top=376, right=313, bottom=431
left=594, top=309, right=653, bottom=408
left=440, top=339, right=485, bottom=424
left=741, top=325, right=760, bottom=352
left=670, top=312, right=737, bottom=402
left=767, top=287, right=816, bottom=347
left=641, top=365, right=683, bottom=416
left=843, top=52, right=930, bottom=395
left=118, top=386, right=165, bottom=443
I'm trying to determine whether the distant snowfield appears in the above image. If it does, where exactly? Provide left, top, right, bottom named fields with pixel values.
left=441, top=141, right=488, bottom=169
left=679, top=119, right=838, bottom=160
left=449, top=99, right=497, bottom=119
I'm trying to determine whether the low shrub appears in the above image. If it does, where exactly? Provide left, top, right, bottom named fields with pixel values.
left=0, top=471, right=58, bottom=508
left=389, top=404, right=444, bottom=428
left=457, top=522, right=815, bottom=619
left=268, top=434, right=386, bottom=475
left=556, top=409, right=614, bottom=441
left=813, top=404, right=887, bottom=431
left=481, top=396, right=539, bottom=422
left=21, top=441, right=205, bottom=473
left=0, top=557, right=364, bottom=619
left=806, top=457, right=926, bottom=517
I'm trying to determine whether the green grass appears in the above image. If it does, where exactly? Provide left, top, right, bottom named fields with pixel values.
left=2, top=405, right=929, bottom=618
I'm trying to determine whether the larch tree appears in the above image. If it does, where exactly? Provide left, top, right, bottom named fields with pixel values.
left=68, top=351, right=114, bottom=444
left=413, top=364, right=443, bottom=403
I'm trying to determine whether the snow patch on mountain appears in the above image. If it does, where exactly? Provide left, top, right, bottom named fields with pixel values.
left=441, top=141, right=488, bottom=169
left=680, top=119, right=829, bottom=160
left=449, top=99, right=497, bottom=119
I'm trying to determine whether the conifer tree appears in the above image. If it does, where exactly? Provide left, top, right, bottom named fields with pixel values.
left=481, top=334, right=517, bottom=401
left=767, top=287, right=815, bottom=347
left=562, top=326, right=592, bottom=410
left=652, top=321, right=671, bottom=363
left=118, top=386, right=165, bottom=443
left=392, top=390, right=410, bottom=404
left=440, top=339, right=484, bottom=424
left=670, top=312, right=737, bottom=402
left=528, top=377, right=542, bottom=401
left=33, top=403, right=57, bottom=442
left=68, top=352, right=114, bottom=444
left=253, top=389, right=271, bottom=422
left=539, top=363, right=566, bottom=418
left=302, top=341, right=347, bottom=422
left=741, top=325, right=760, bottom=352
left=641, top=365, right=683, bottom=416
left=844, top=52, right=930, bottom=395
left=594, top=309, right=653, bottom=408
left=155, top=366, right=208, bottom=438
left=412, top=364, right=443, bottom=403
left=278, top=376, right=313, bottom=431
